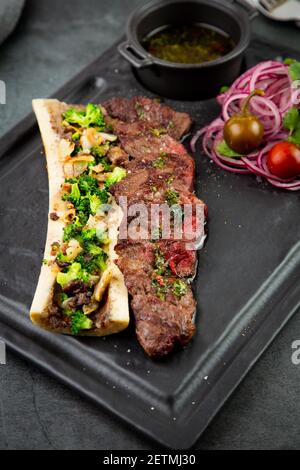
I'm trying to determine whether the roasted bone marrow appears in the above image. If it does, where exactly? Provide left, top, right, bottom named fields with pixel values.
left=30, top=99, right=129, bottom=336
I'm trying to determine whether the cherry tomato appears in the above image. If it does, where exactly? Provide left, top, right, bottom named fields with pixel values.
left=267, top=142, right=300, bottom=179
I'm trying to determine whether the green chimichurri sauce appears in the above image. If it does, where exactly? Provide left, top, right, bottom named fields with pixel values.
left=143, top=24, right=234, bottom=65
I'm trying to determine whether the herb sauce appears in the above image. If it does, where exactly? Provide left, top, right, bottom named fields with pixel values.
left=143, top=24, right=234, bottom=65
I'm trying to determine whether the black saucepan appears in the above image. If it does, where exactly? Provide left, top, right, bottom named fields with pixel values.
left=118, top=0, right=257, bottom=100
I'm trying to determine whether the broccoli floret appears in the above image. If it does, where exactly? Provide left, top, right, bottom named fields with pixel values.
left=63, top=103, right=105, bottom=129
left=62, top=183, right=81, bottom=206
left=78, top=191, right=108, bottom=216
left=75, top=248, right=108, bottom=274
left=86, top=244, right=103, bottom=256
left=91, top=144, right=113, bottom=171
left=94, top=252, right=108, bottom=271
left=63, top=218, right=83, bottom=242
left=71, top=311, right=93, bottom=335
left=71, top=131, right=81, bottom=142
left=91, top=144, right=110, bottom=158
left=96, top=188, right=110, bottom=204
left=80, top=228, right=98, bottom=246
left=89, top=194, right=101, bottom=215
left=64, top=183, right=102, bottom=221
left=105, top=167, right=126, bottom=188
left=65, top=175, right=109, bottom=203
left=56, top=262, right=82, bottom=288
left=56, top=262, right=90, bottom=288
left=63, top=185, right=93, bottom=222
left=90, top=146, right=112, bottom=170
left=77, top=211, right=89, bottom=226
left=77, top=175, right=98, bottom=194
left=86, top=245, right=108, bottom=270
left=56, top=252, right=71, bottom=265
left=76, top=196, right=91, bottom=214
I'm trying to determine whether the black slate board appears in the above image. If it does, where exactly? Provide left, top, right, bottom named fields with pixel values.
left=0, top=37, right=300, bottom=449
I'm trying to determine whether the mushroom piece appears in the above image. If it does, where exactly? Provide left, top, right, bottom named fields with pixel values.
left=58, top=139, right=75, bottom=161
left=94, top=265, right=113, bottom=302
left=83, top=301, right=99, bottom=315
left=66, top=239, right=83, bottom=261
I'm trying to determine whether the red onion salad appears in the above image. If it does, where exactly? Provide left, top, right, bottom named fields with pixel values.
left=191, top=61, right=300, bottom=190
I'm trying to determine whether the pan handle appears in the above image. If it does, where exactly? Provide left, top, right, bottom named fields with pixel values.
left=231, top=0, right=259, bottom=21
left=118, top=41, right=153, bottom=69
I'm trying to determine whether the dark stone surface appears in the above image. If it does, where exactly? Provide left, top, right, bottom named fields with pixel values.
left=0, top=0, right=300, bottom=450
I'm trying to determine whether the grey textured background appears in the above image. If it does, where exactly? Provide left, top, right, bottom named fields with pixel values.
left=0, top=0, right=24, bottom=46
left=1, top=0, right=300, bottom=450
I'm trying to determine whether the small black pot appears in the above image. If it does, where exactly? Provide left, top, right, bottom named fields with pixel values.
left=118, top=0, right=257, bottom=100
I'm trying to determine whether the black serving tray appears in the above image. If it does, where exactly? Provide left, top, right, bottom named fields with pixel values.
left=1, top=37, right=300, bottom=449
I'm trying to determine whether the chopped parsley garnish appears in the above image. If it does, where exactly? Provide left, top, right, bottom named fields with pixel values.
left=151, top=278, right=169, bottom=301
left=153, top=151, right=167, bottom=169
left=135, top=102, right=145, bottom=120
left=151, top=247, right=189, bottom=300
left=165, top=189, right=179, bottom=206
left=173, top=279, right=188, bottom=298
left=150, top=128, right=167, bottom=137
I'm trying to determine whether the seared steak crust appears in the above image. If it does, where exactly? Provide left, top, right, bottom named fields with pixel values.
left=103, top=96, right=192, bottom=140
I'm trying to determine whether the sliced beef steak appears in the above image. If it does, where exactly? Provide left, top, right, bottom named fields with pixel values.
left=112, top=170, right=205, bottom=220
left=103, top=96, right=192, bottom=140
left=115, top=240, right=196, bottom=357
left=104, top=95, right=206, bottom=358
left=132, top=289, right=196, bottom=358
left=158, top=240, right=198, bottom=278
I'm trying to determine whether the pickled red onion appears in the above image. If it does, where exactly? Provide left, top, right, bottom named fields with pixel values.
left=191, top=60, right=300, bottom=190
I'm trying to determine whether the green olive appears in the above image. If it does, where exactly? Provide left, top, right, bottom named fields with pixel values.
left=223, top=90, right=265, bottom=154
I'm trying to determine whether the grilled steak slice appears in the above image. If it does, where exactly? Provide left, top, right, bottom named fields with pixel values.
left=158, top=240, right=198, bottom=278
left=115, top=240, right=196, bottom=357
left=132, top=290, right=196, bottom=358
left=119, top=133, right=190, bottom=160
left=104, top=121, right=195, bottom=191
left=103, top=96, right=192, bottom=140
left=112, top=169, right=205, bottom=218
left=122, top=137, right=195, bottom=192
left=115, top=241, right=154, bottom=296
